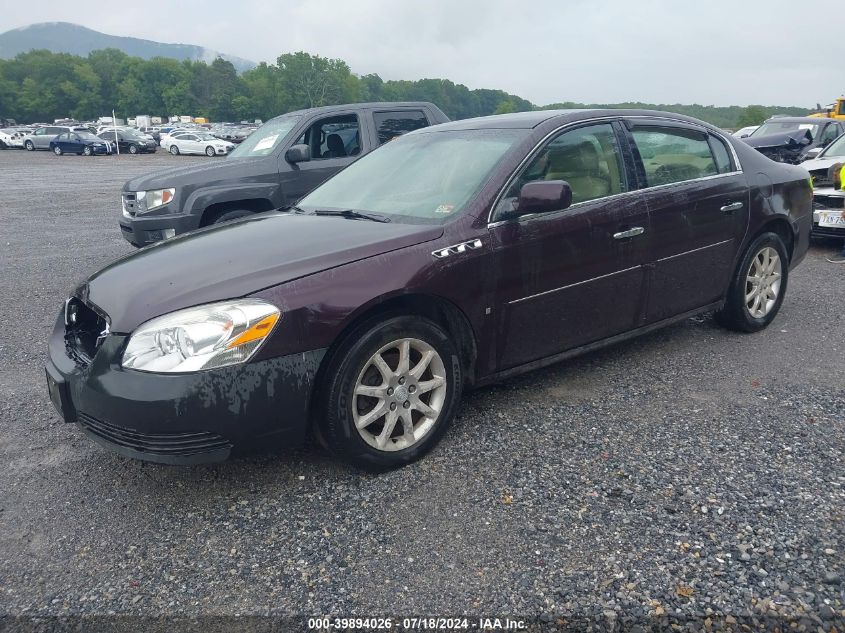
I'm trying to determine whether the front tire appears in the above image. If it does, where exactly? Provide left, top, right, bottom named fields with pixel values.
left=318, top=315, right=462, bottom=470
left=83, top=146, right=92, bottom=156
left=169, top=145, right=180, bottom=155
left=53, top=146, right=63, bottom=156
left=128, top=144, right=138, bottom=155
left=716, top=232, right=789, bottom=332
left=205, top=145, right=216, bottom=157
left=213, top=209, right=254, bottom=224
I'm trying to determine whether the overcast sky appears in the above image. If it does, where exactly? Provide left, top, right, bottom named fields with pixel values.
left=4, top=0, right=838, bottom=107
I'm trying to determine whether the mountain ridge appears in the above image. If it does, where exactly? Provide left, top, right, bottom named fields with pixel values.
left=0, top=22, right=256, bottom=72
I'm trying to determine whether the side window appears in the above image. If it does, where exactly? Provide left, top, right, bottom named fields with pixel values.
left=294, top=115, right=360, bottom=160
left=820, top=124, right=840, bottom=145
left=373, top=110, right=429, bottom=144
left=631, top=126, right=718, bottom=186
left=708, top=135, right=734, bottom=173
left=495, top=123, right=626, bottom=215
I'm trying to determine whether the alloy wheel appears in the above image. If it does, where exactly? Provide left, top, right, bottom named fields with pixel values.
left=745, top=246, right=782, bottom=318
left=53, top=146, right=62, bottom=155
left=352, top=338, right=447, bottom=452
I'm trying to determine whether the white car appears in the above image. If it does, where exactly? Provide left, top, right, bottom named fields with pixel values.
left=0, top=127, right=26, bottom=149
left=733, top=125, right=759, bottom=138
left=800, top=131, right=845, bottom=239
left=165, top=132, right=235, bottom=156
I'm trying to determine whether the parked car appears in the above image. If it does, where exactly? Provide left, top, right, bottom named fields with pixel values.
left=164, top=132, right=235, bottom=157
left=799, top=131, right=845, bottom=239
left=733, top=125, right=758, bottom=138
left=23, top=125, right=90, bottom=150
left=49, top=131, right=113, bottom=156
left=742, top=117, right=844, bottom=164
left=97, top=130, right=157, bottom=154
left=137, top=126, right=161, bottom=143
left=49, top=109, right=812, bottom=468
left=0, top=127, right=26, bottom=149
left=119, top=102, right=449, bottom=246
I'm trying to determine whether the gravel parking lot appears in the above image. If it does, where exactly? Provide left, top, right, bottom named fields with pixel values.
left=0, top=150, right=843, bottom=630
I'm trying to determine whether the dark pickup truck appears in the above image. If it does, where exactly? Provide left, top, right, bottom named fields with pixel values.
left=119, top=102, right=450, bottom=246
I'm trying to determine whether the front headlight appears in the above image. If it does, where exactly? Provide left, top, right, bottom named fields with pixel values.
left=136, top=188, right=175, bottom=213
left=121, top=299, right=280, bottom=373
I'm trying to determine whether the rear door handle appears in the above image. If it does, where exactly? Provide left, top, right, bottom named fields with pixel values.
left=721, top=202, right=743, bottom=214
left=613, top=227, right=645, bottom=240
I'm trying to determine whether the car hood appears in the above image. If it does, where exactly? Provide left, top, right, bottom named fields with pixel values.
left=78, top=213, right=444, bottom=333
left=801, top=155, right=844, bottom=172
left=743, top=130, right=812, bottom=150
left=123, top=156, right=268, bottom=190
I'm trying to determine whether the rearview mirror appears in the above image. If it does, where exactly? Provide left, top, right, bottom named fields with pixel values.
left=286, top=144, right=311, bottom=164
left=515, top=180, right=573, bottom=215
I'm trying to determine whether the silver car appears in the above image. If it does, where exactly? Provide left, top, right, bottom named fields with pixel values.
left=23, top=125, right=91, bottom=151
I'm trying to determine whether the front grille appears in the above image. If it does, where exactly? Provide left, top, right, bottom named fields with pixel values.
left=122, top=192, right=137, bottom=216
left=814, top=195, right=845, bottom=210
left=64, top=298, right=108, bottom=368
left=78, top=413, right=232, bottom=456
left=810, top=169, right=833, bottom=188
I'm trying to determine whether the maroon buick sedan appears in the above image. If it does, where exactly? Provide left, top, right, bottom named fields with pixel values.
left=46, top=109, right=813, bottom=469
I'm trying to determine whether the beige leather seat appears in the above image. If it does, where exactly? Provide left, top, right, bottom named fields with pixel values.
left=545, top=141, right=611, bottom=204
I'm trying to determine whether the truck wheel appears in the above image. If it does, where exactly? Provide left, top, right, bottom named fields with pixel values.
left=213, top=209, right=254, bottom=224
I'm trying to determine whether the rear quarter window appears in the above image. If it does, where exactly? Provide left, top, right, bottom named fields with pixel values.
left=374, top=110, right=430, bottom=145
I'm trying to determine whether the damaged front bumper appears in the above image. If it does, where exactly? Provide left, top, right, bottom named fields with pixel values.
left=45, top=309, right=325, bottom=464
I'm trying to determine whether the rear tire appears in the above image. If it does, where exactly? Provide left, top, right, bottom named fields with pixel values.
left=715, top=232, right=789, bottom=333
left=317, top=315, right=462, bottom=470
left=205, top=146, right=216, bottom=157
left=169, top=145, right=179, bottom=155
left=53, top=146, right=62, bottom=156
left=25, top=140, right=34, bottom=151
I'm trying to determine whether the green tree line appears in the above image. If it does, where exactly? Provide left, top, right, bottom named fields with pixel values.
left=0, top=48, right=808, bottom=127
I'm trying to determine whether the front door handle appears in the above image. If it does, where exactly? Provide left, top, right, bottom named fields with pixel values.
left=721, top=201, right=743, bottom=214
left=613, top=227, right=645, bottom=240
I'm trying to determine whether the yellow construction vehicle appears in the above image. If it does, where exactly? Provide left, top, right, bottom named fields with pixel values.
left=810, top=97, right=845, bottom=120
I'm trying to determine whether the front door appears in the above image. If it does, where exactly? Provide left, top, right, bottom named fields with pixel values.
left=623, top=121, right=750, bottom=322
left=279, top=113, right=365, bottom=205
left=488, top=122, right=651, bottom=370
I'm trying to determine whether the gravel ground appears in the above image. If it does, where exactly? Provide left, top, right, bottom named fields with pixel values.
left=0, top=150, right=843, bottom=631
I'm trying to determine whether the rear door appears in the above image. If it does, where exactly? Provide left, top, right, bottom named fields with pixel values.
left=278, top=112, right=365, bottom=205
left=488, top=120, right=651, bottom=370
left=623, top=119, right=749, bottom=322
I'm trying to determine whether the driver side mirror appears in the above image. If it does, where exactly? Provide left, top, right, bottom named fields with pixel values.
left=515, top=180, right=573, bottom=215
left=286, top=143, right=311, bottom=164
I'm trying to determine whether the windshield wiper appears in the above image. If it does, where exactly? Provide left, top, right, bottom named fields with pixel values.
left=313, top=209, right=391, bottom=223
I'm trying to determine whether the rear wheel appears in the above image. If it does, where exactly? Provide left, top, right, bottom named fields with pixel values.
left=716, top=232, right=789, bottom=332
left=25, top=140, right=34, bottom=151
left=53, top=146, right=62, bottom=156
left=318, top=315, right=462, bottom=470
left=128, top=144, right=138, bottom=155
left=205, top=145, right=216, bottom=157
left=169, top=145, right=179, bottom=155
left=83, top=146, right=92, bottom=156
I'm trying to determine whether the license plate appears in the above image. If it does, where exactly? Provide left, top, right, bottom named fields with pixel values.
left=819, top=210, right=845, bottom=228
left=45, top=366, right=76, bottom=423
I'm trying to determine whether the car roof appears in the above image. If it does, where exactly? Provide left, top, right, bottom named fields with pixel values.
left=762, top=117, right=829, bottom=124
left=420, top=108, right=720, bottom=132
left=276, top=101, right=439, bottom=119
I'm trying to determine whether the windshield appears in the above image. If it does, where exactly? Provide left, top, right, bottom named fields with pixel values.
left=228, top=115, right=301, bottom=158
left=752, top=121, right=820, bottom=140
left=299, top=129, right=526, bottom=224
left=821, top=132, right=845, bottom=158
